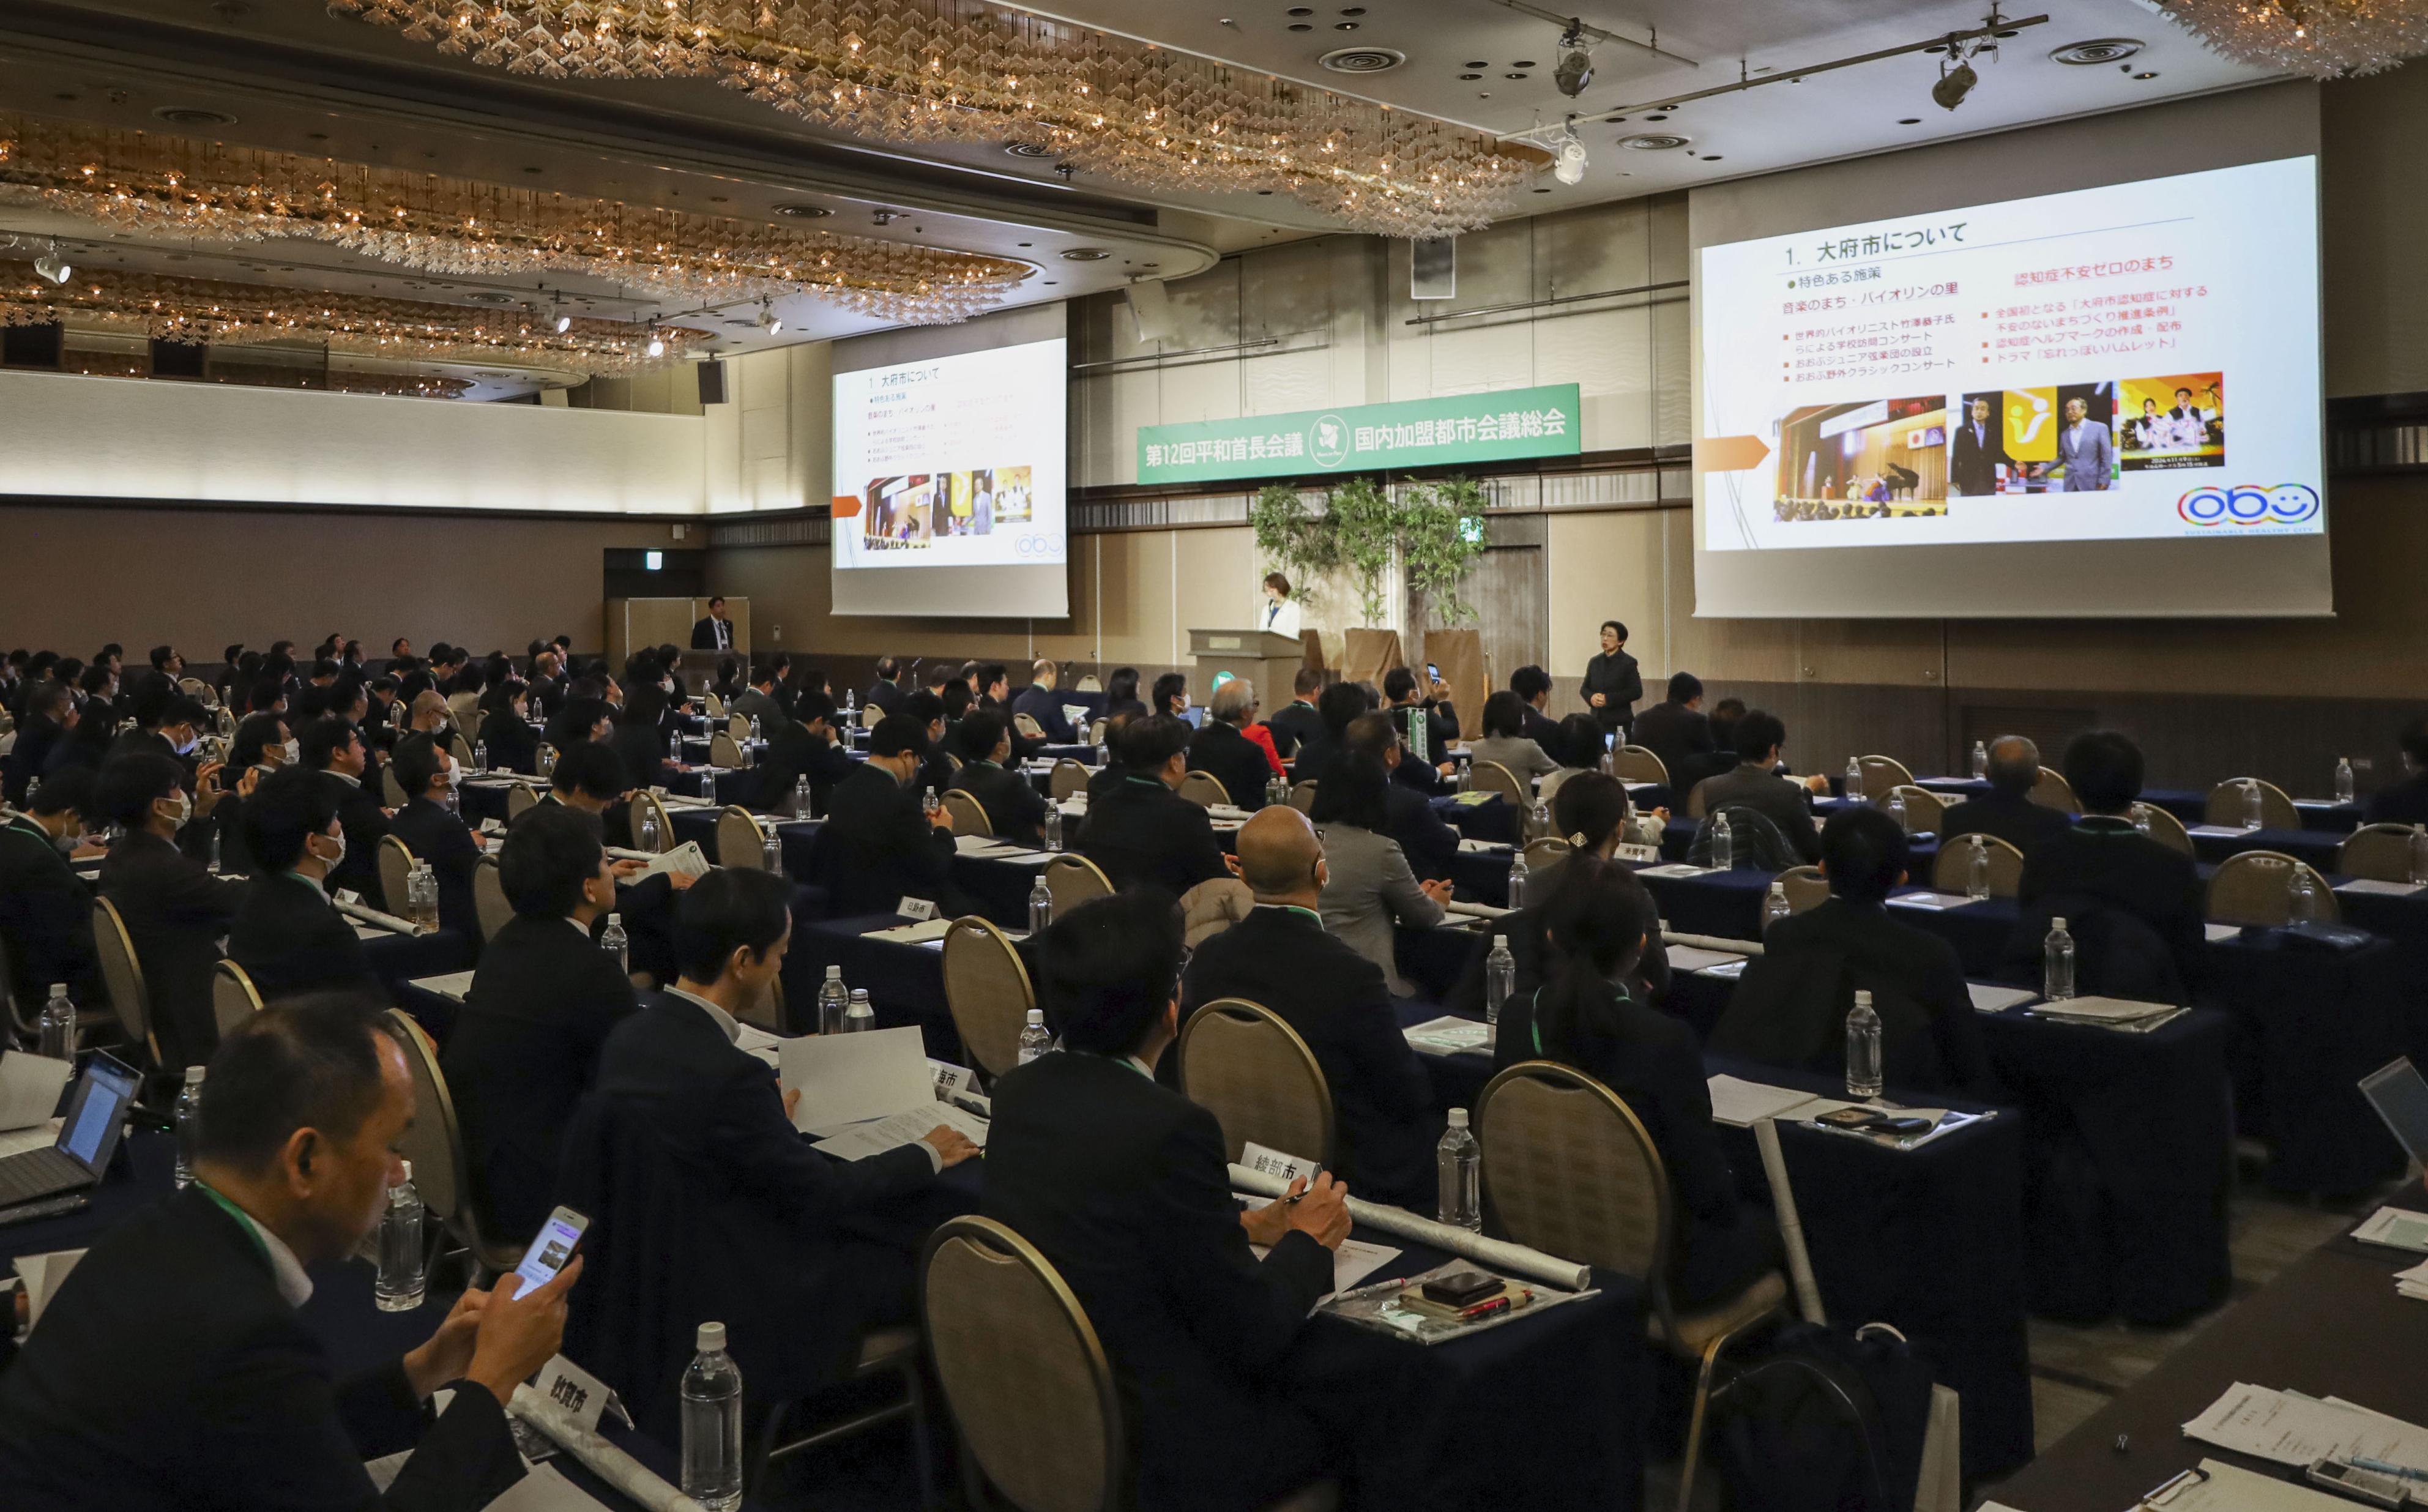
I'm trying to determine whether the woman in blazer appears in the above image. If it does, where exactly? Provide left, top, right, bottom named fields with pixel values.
left=1469, top=690, right=1560, bottom=781
left=1310, top=755, right=1449, bottom=996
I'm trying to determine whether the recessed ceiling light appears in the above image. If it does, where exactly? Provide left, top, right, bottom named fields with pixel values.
left=1320, top=46, right=1404, bottom=72
left=1464, top=60, right=1489, bottom=69
left=522, top=166, right=543, bottom=174
left=1460, top=73, right=1481, bottom=80
left=1018, top=241, right=1033, bottom=246
left=1512, top=59, right=1537, bottom=68
left=1620, top=133, right=1690, bottom=151
left=1504, top=72, right=1529, bottom=80
left=1059, top=247, right=1112, bottom=261
left=1287, top=5, right=1313, bottom=12
left=1256, top=188, right=1274, bottom=195
left=1340, top=6, right=1366, bottom=13
left=1533, top=187, right=1552, bottom=194
left=1043, top=280, right=1059, bottom=285
left=2133, top=69, right=2160, bottom=78
left=1333, top=20, right=1358, bottom=29
left=52, top=93, right=77, bottom=102
left=1645, top=113, right=1669, bottom=121
left=465, top=291, right=516, bottom=304
left=771, top=203, right=833, bottom=218
left=1703, top=155, right=1724, bottom=161
left=2051, top=37, right=2145, bottom=64
left=1898, top=116, right=1921, bottom=124
left=1288, top=22, right=1312, bottom=29
left=152, top=106, right=239, bottom=127
left=307, top=131, right=329, bottom=140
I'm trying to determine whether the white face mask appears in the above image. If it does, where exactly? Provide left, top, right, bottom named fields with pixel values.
left=444, top=762, right=464, bottom=788
left=282, top=739, right=301, bottom=765
left=157, top=793, right=191, bottom=828
left=170, top=729, right=199, bottom=756
left=315, top=829, right=346, bottom=868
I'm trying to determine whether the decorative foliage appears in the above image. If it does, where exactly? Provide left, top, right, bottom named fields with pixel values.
left=1249, top=482, right=1336, bottom=589
left=1251, top=474, right=1491, bottom=627
left=1399, top=475, right=1490, bottom=625
left=1326, top=476, right=1401, bottom=625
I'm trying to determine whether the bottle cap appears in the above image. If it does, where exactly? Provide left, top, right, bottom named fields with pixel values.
left=1855, top=989, right=1872, bottom=1007
left=1447, top=1108, right=1469, bottom=1128
left=48, top=983, right=64, bottom=996
left=2052, top=916, right=2067, bottom=929
left=605, top=912, right=620, bottom=926
left=395, top=1159, right=412, bottom=1184
left=1491, top=934, right=1506, bottom=950
left=696, top=1322, right=726, bottom=1352
left=849, top=988, right=870, bottom=1002
left=185, top=1065, right=206, bottom=1084
left=825, top=964, right=843, bottom=980
left=1026, top=1008, right=1044, bottom=1025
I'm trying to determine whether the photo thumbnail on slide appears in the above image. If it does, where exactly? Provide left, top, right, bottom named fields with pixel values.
left=858, top=465, right=1037, bottom=552
left=1948, top=382, right=2123, bottom=496
left=1773, top=395, right=1947, bottom=523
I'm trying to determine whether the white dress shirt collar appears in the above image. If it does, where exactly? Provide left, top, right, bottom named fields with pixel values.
left=664, top=984, right=740, bottom=1045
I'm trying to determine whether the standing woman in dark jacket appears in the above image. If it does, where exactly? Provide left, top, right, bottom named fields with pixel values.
left=1580, top=620, right=1644, bottom=742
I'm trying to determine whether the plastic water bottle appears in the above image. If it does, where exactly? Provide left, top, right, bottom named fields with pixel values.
left=600, top=913, right=628, bottom=973
left=1966, top=835, right=1992, bottom=901
left=2044, top=916, right=2076, bottom=1002
left=2411, top=824, right=2428, bottom=887
left=699, top=769, right=715, bottom=802
left=792, top=775, right=813, bottom=821
left=1844, top=758, right=1864, bottom=801
left=208, top=827, right=222, bottom=873
left=1506, top=851, right=1530, bottom=909
left=1887, top=788, right=1908, bottom=832
left=1436, top=1109, right=1481, bottom=1232
left=843, top=688, right=856, bottom=719
left=38, top=983, right=75, bottom=1061
left=1711, top=810, right=1734, bottom=871
left=2336, top=756, right=2356, bottom=806
left=1484, top=935, right=1515, bottom=1028
left=407, top=862, right=439, bottom=932
left=537, top=740, right=556, bottom=773
left=1267, top=774, right=1287, bottom=809
left=1028, top=875, right=1052, bottom=935
left=1098, top=739, right=1112, bottom=768
left=2288, top=867, right=2324, bottom=924
left=473, top=740, right=488, bottom=772
left=1845, top=990, right=1883, bottom=1100
left=1763, top=881, right=1791, bottom=931
left=173, top=1066, right=205, bottom=1189
left=922, top=786, right=941, bottom=819
left=761, top=825, right=783, bottom=874
left=1043, top=802, right=1063, bottom=852
left=1972, top=740, right=1988, bottom=780
left=373, top=1161, right=426, bottom=1313
left=748, top=715, right=761, bottom=744
left=2132, top=803, right=2153, bottom=836
left=1018, top=1008, right=1051, bottom=1065
left=1529, top=797, right=1552, bottom=842
left=844, top=988, right=875, bottom=1032
left=442, top=785, right=460, bottom=819
left=680, top=1322, right=745, bottom=1511
left=818, top=966, right=849, bottom=1036
left=2242, top=778, right=2263, bottom=832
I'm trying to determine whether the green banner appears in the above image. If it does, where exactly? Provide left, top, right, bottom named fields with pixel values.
left=1136, top=383, right=1582, bottom=485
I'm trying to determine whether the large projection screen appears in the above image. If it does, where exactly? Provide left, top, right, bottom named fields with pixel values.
left=831, top=302, right=1069, bottom=618
left=1689, top=84, right=2329, bottom=619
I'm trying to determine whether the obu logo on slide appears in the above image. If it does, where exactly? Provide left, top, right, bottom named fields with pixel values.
left=2177, top=484, right=2320, bottom=527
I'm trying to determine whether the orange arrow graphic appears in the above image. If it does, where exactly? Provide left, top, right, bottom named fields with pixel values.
left=1696, top=434, right=1772, bottom=473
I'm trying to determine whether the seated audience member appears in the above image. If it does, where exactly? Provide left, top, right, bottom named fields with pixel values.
left=444, top=804, right=639, bottom=1238
left=1101, top=666, right=1148, bottom=724
left=729, top=665, right=784, bottom=729
left=900, top=689, right=958, bottom=797
left=1509, top=664, right=1566, bottom=754
left=0, top=770, right=102, bottom=1014
left=108, top=691, right=211, bottom=781
left=985, top=890, right=1421, bottom=1512
left=1287, top=680, right=1371, bottom=786
left=1470, top=690, right=1561, bottom=781
left=1631, top=672, right=1719, bottom=794
left=1189, top=677, right=1281, bottom=809
left=862, top=655, right=906, bottom=715
left=1555, top=713, right=1604, bottom=772
left=1383, top=665, right=1461, bottom=773
left=476, top=680, right=540, bottom=776
left=559, top=869, right=977, bottom=1444
left=0, top=997, right=578, bottom=1511
left=1491, top=860, right=1779, bottom=1308
left=1263, top=666, right=1326, bottom=762
left=1309, top=755, right=1448, bottom=995
left=228, top=766, right=373, bottom=1007
left=1694, top=709, right=1827, bottom=864
left=42, top=693, right=116, bottom=784
left=387, top=736, right=482, bottom=937
left=4, top=681, right=75, bottom=805
left=545, top=693, right=614, bottom=753
left=1450, top=772, right=1670, bottom=1016
left=756, top=691, right=855, bottom=813
left=1707, top=696, right=1747, bottom=758
left=2006, top=730, right=2204, bottom=1000
left=300, top=715, right=391, bottom=909
left=947, top=710, right=1050, bottom=844
left=97, top=753, right=243, bottom=1070
left=1341, top=712, right=1458, bottom=882
left=1183, top=808, right=1440, bottom=1207
left=1151, top=671, right=1191, bottom=720
left=808, top=713, right=974, bottom=917
left=1942, top=735, right=2071, bottom=856
left=1078, top=714, right=1232, bottom=898
left=214, top=712, right=296, bottom=876
left=708, top=657, right=745, bottom=704
left=2366, top=717, right=2428, bottom=826
left=1715, top=805, right=1992, bottom=1096
left=1011, top=657, right=1078, bottom=743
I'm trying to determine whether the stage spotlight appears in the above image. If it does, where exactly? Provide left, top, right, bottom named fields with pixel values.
left=1932, top=58, right=1979, bottom=110
left=1552, top=118, right=1587, bottom=185
left=1554, top=21, right=1595, bottom=98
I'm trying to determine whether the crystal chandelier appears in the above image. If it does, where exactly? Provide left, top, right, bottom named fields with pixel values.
left=2158, top=0, right=2428, bottom=76
left=0, top=110, right=1029, bottom=323
left=1, top=260, right=710, bottom=372
left=326, top=0, right=1549, bottom=237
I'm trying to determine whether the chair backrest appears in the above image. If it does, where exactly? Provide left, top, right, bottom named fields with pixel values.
left=1175, top=770, right=1229, bottom=808
left=471, top=855, right=512, bottom=943
left=1076, top=674, right=1102, bottom=693
left=1522, top=836, right=1573, bottom=895
left=716, top=806, right=767, bottom=869
left=1013, top=712, right=1045, bottom=739
left=1856, top=754, right=1915, bottom=794
left=1178, top=998, right=1335, bottom=1168
left=1475, top=1060, right=1670, bottom=1293
left=1880, top=785, right=1946, bottom=835
left=1613, top=744, right=1669, bottom=785
left=1929, top=831, right=2025, bottom=898
left=1286, top=780, right=1319, bottom=814
left=728, top=713, right=752, bottom=743
left=922, top=1215, right=1122, bottom=1512
left=1049, top=759, right=1092, bottom=800
left=381, top=1008, right=467, bottom=1228
left=634, top=790, right=676, bottom=854
left=1084, top=718, right=1107, bottom=747
left=1177, top=877, right=1256, bottom=949
left=211, top=959, right=264, bottom=1038
left=376, top=835, right=417, bottom=913
left=941, top=917, right=1037, bottom=1078
left=380, top=765, right=408, bottom=808
left=505, top=783, right=540, bottom=819
left=2205, top=776, right=2300, bottom=832
left=704, top=692, right=725, bottom=718
left=2206, top=849, right=2339, bottom=926
left=709, top=732, right=745, bottom=769
left=859, top=702, right=884, bottom=730
left=1470, top=758, right=1528, bottom=810
left=448, top=731, right=476, bottom=770
left=1043, top=854, right=1114, bottom=915
left=537, top=743, right=557, bottom=778
left=944, top=789, right=994, bottom=838
left=1684, top=778, right=1711, bottom=819
left=2030, top=766, right=2080, bottom=815
left=2339, top=822, right=2422, bottom=884
left=1537, top=765, right=1585, bottom=808
left=1778, top=865, right=1831, bottom=915
left=91, top=896, right=159, bottom=1068
left=2131, top=801, right=2195, bottom=857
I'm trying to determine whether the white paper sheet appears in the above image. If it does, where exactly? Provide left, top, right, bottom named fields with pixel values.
left=2205, top=922, right=2245, bottom=942
left=1967, top=983, right=2039, bottom=1014
left=1707, top=1074, right=1830, bottom=1128
left=1666, top=945, right=1746, bottom=974
left=14, top=1247, right=86, bottom=1330
left=1402, top=1016, right=1491, bottom=1056
left=2150, top=1461, right=2352, bottom=1512
left=2183, top=1384, right=2428, bottom=1471
left=781, top=1027, right=934, bottom=1132
left=1697, top=958, right=1749, bottom=980
left=1457, top=837, right=1513, bottom=854
left=2354, top=1207, right=2428, bottom=1253
left=1248, top=1237, right=1401, bottom=1302
left=1636, top=863, right=1713, bottom=879
left=1885, top=892, right=1976, bottom=911
left=409, top=971, right=479, bottom=1002
left=2030, top=994, right=2177, bottom=1023
left=2337, top=879, right=2425, bottom=896
left=639, top=842, right=711, bottom=882
left=811, top=1103, right=990, bottom=1161
left=0, top=1122, right=61, bottom=1160
left=0, top=1053, right=72, bottom=1133
left=2189, top=824, right=2252, bottom=837
left=488, top=1462, right=612, bottom=1511
left=862, top=918, right=956, bottom=945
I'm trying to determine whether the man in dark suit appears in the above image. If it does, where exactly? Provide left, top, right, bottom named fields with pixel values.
left=862, top=655, right=905, bottom=717
left=386, top=736, right=484, bottom=937
left=985, top=890, right=1423, bottom=1512
left=1079, top=714, right=1233, bottom=898
left=1581, top=622, right=1643, bottom=742
left=4, top=682, right=75, bottom=806
left=1183, top=807, right=1440, bottom=1208
left=2011, top=730, right=2205, bottom=996
left=1510, top=664, right=1568, bottom=760
left=806, top=714, right=974, bottom=917
left=1631, top=672, right=1720, bottom=794
left=105, top=690, right=210, bottom=786
left=96, top=753, right=245, bottom=1070
left=690, top=595, right=736, bottom=652
left=1189, top=678, right=1280, bottom=810
left=1262, top=666, right=1326, bottom=762
left=1949, top=395, right=2013, bottom=496
left=947, top=710, right=1051, bottom=845
left=1285, top=681, right=1369, bottom=786
left=300, top=716, right=391, bottom=910
left=228, top=767, right=373, bottom=1007
left=443, top=804, right=639, bottom=1239
left=0, top=997, right=579, bottom=1511
left=559, top=870, right=977, bottom=1444
left=728, top=666, right=784, bottom=731
left=1693, top=709, right=1830, bottom=864
left=0, top=769, right=102, bottom=1015
left=755, top=691, right=856, bottom=814
left=1342, top=713, right=1458, bottom=882
left=1382, top=666, right=1461, bottom=774
left=1942, top=735, right=2071, bottom=857
left=1010, top=657, right=1078, bottom=743
left=2366, top=717, right=2428, bottom=826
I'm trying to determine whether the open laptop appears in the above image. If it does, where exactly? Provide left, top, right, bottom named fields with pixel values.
left=0, top=1054, right=138, bottom=1212
left=2361, top=1057, right=2428, bottom=1169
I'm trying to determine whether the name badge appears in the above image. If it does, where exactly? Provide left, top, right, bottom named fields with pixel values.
left=896, top=896, right=939, bottom=922
left=534, top=1354, right=612, bottom=1436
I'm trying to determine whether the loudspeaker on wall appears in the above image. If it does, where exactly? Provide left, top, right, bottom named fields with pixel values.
left=697, top=359, right=728, bottom=405
left=1126, top=279, right=1179, bottom=344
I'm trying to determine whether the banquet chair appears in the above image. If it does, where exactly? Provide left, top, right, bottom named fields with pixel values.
left=1076, top=674, right=1102, bottom=692
left=471, top=857, right=512, bottom=944
left=2337, top=822, right=2423, bottom=884
left=376, top=836, right=417, bottom=915
left=505, top=783, right=540, bottom=821
left=1613, top=745, right=1670, bottom=786
left=448, top=732, right=476, bottom=770
left=703, top=693, right=725, bottom=718
left=1881, top=786, right=1947, bottom=836
left=726, top=713, right=752, bottom=744
left=1013, top=712, right=1045, bottom=740
left=2029, top=767, right=2081, bottom=815
left=380, top=765, right=408, bottom=808
left=944, top=789, right=993, bottom=838
left=859, top=703, right=883, bottom=730
left=1470, top=759, right=1529, bottom=811
left=1043, top=854, right=1114, bottom=917
left=1175, top=770, right=1230, bottom=808
left=2205, top=777, right=2300, bottom=833
left=1086, top=718, right=1108, bottom=747
left=709, top=732, right=745, bottom=770
left=1522, top=836, right=1574, bottom=895
left=1286, top=780, right=1320, bottom=814
left=1178, top=998, right=1335, bottom=1170
left=91, top=896, right=163, bottom=1072
left=716, top=806, right=767, bottom=870
left=1774, top=865, right=1831, bottom=915
left=2130, top=802, right=2196, bottom=857
left=2205, top=849, right=2338, bottom=926
left=382, top=1008, right=525, bottom=1279
left=1049, top=759, right=1092, bottom=802
left=210, top=959, right=264, bottom=1040
left=941, top=917, right=1035, bottom=1079
left=1930, top=832, right=2025, bottom=899
left=1478, top=1060, right=1787, bottom=1512
left=633, top=791, right=677, bottom=854
left=1855, top=755, right=1915, bottom=796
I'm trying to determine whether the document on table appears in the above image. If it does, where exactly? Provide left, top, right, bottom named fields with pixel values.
left=780, top=1027, right=934, bottom=1132
left=1704, top=1074, right=1857, bottom=1129
left=409, top=970, right=479, bottom=1002
left=639, top=841, right=710, bottom=882
left=811, top=1103, right=989, bottom=1161
left=1636, top=862, right=1714, bottom=879
left=1967, top=983, right=2039, bottom=1014
left=2029, top=994, right=2178, bottom=1025
left=1402, top=1016, right=1492, bottom=1056
left=2189, top=824, right=2252, bottom=837
left=0, top=1052, right=73, bottom=1132
left=2205, top=922, right=2244, bottom=942
left=863, top=917, right=956, bottom=945
left=2142, top=1459, right=2355, bottom=1512
left=2337, top=878, right=2426, bottom=896
left=1697, top=958, right=1749, bottom=980
left=0, top=1121, right=62, bottom=1160
left=1885, top=891, right=1975, bottom=911
left=2353, top=1206, right=2428, bottom=1253
left=1247, top=1237, right=1401, bottom=1302
left=955, top=840, right=1045, bottom=860
left=1666, top=945, right=1746, bottom=974
left=1456, top=836, right=1512, bottom=853
left=2183, top=1383, right=2428, bottom=1471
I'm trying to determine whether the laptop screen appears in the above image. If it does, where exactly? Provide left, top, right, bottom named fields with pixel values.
left=2361, top=1057, right=2428, bottom=1166
left=56, top=1056, right=137, bottom=1172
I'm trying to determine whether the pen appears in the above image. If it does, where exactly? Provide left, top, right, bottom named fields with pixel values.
left=1456, top=1296, right=1511, bottom=1320
left=1328, top=1275, right=1413, bottom=1304
left=2348, top=1457, right=2428, bottom=1482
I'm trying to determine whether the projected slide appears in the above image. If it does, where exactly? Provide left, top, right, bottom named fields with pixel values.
left=832, top=338, right=1066, bottom=572
left=1699, top=157, right=2320, bottom=552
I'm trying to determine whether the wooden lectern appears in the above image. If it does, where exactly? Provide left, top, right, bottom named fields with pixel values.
left=1186, top=628, right=1307, bottom=706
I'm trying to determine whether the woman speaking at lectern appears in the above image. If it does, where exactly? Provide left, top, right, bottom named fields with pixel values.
left=1259, top=572, right=1303, bottom=639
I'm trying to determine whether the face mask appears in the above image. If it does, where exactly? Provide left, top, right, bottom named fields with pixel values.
left=171, top=731, right=199, bottom=756
left=282, top=739, right=301, bottom=764
left=316, top=830, right=346, bottom=868
left=157, top=793, right=191, bottom=828
left=53, top=830, right=77, bottom=857
left=444, top=762, right=464, bottom=788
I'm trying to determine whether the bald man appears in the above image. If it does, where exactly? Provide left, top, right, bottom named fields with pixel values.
left=1941, top=734, right=2071, bottom=857
left=1179, top=808, right=1440, bottom=1207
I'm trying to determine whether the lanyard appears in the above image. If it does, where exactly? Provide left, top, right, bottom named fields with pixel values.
left=197, top=1183, right=272, bottom=1268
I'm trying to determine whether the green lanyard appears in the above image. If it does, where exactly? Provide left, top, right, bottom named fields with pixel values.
left=197, top=1183, right=272, bottom=1269
left=1525, top=981, right=1632, bottom=1058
